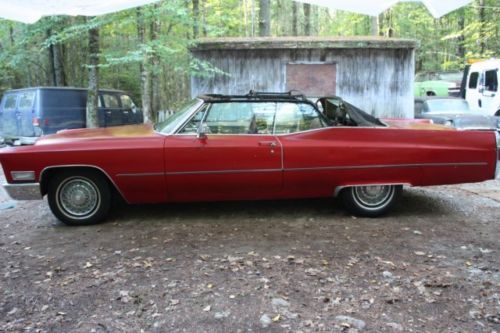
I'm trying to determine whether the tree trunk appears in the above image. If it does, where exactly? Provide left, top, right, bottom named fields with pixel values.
left=150, top=5, right=161, bottom=123
left=47, top=29, right=57, bottom=86
left=304, top=3, right=311, bottom=36
left=202, top=0, right=208, bottom=36
left=478, top=0, right=485, bottom=55
left=192, top=0, right=200, bottom=38
left=378, top=13, right=384, bottom=36
left=86, top=26, right=99, bottom=128
left=137, top=8, right=153, bottom=124
left=292, top=1, right=298, bottom=36
left=457, top=9, right=465, bottom=59
left=370, top=16, right=378, bottom=36
left=381, top=10, right=393, bottom=37
left=9, top=23, right=14, bottom=46
left=53, top=44, right=66, bottom=86
left=258, top=0, right=270, bottom=37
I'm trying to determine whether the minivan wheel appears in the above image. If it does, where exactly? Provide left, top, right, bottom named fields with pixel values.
left=340, top=185, right=401, bottom=217
left=47, top=171, right=111, bottom=225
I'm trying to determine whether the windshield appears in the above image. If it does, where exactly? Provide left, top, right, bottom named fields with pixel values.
left=154, top=98, right=203, bottom=134
left=424, top=99, right=471, bottom=113
left=437, top=72, right=462, bottom=82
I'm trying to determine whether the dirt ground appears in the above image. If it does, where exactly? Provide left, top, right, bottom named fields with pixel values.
left=0, top=166, right=499, bottom=333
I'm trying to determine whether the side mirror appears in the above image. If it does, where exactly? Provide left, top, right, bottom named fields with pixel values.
left=197, top=123, right=210, bottom=140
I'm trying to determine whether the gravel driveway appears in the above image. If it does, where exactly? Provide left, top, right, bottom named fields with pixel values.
left=0, top=167, right=499, bottom=332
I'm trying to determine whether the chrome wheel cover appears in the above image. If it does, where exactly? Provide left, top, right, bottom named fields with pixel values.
left=352, top=185, right=395, bottom=210
left=56, top=177, right=100, bottom=219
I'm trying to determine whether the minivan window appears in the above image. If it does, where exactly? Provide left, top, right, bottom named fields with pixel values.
left=468, top=72, right=479, bottom=89
left=120, top=95, right=135, bottom=109
left=3, top=94, right=17, bottom=110
left=103, top=94, right=120, bottom=108
left=484, top=70, right=498, bottom=92
left=18, top=91, right=35, bottom=109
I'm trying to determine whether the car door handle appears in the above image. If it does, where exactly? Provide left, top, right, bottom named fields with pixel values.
left=258, top=141, right=277, bottom=147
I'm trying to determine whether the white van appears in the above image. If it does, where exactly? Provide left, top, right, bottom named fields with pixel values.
left=465, top=59, right=500, bottom=116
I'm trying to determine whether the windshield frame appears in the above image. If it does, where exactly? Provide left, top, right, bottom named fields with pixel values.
left=154, top=98, right=204, bottom=135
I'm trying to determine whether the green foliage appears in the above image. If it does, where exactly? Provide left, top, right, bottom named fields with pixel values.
left=0, top=0, right=498, bottom=106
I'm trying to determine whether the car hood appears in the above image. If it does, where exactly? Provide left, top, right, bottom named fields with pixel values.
left=35, top=124, right=157, bottom=145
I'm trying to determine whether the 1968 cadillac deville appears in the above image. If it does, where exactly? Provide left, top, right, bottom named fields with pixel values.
left=1, top=91, right=499, bottom=225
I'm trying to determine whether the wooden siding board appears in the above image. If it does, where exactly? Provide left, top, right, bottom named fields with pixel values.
left=191, top=47, right=415, bottom=118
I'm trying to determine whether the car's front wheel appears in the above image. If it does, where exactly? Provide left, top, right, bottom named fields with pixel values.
left=47, top=171, right=111, bottom=225
left=340, top=185, right=401, bottom=217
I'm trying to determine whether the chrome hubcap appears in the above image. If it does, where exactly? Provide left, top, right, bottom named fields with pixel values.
left=58, top=178, right=99, bottom=217
left=353, top=185, right=393, bottom=208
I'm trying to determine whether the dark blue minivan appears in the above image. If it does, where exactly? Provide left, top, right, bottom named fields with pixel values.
left=0, top=87, right=143, bottom=143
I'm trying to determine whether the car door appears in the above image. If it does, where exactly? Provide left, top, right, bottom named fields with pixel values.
left=466, top=71, right=481, bottom=111
left=164, top=101, right=283, bottom=201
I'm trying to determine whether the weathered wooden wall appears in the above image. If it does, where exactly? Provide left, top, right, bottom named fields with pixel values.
left=191, top=38, right=416, bottom=118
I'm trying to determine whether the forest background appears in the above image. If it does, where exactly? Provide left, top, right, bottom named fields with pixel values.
left=0, top=0, right=498, bottom=120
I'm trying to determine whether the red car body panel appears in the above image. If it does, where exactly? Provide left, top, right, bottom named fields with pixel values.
left=163, top=134, right=283, bottom=201
left=0, top=123, right=497, bottom=204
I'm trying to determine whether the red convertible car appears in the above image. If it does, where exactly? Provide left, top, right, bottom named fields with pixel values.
left=1, top=92, right=499, bottom=225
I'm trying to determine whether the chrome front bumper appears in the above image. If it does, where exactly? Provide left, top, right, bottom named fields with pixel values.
left=3, top=183, right=42, bottom=200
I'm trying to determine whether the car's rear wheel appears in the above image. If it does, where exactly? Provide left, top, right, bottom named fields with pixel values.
left=47, top=171, right=111, bottom=225
left=340, top=185, right=401, bottom=217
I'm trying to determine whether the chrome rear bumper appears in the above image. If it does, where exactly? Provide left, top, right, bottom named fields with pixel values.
left=3, top=183, right=42, bottom=200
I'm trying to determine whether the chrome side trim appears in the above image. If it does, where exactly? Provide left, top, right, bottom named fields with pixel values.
left=287, top=162, right=487, bottom=173
left=39, top=165, right=130, bottom=204
left=334, top=183, right=410, bottom=197
left=116, top=172, right=164, bottom=177
left=159, top=162, right=486, bottom=177
left=3, top=183, right=42, bottom=200
left=165, top=168, right=283, bottom=176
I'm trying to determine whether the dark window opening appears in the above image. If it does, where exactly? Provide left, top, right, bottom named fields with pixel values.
left=485, top=70, right=498, bottom=92
left=468, top=72, right=479, bottom=89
